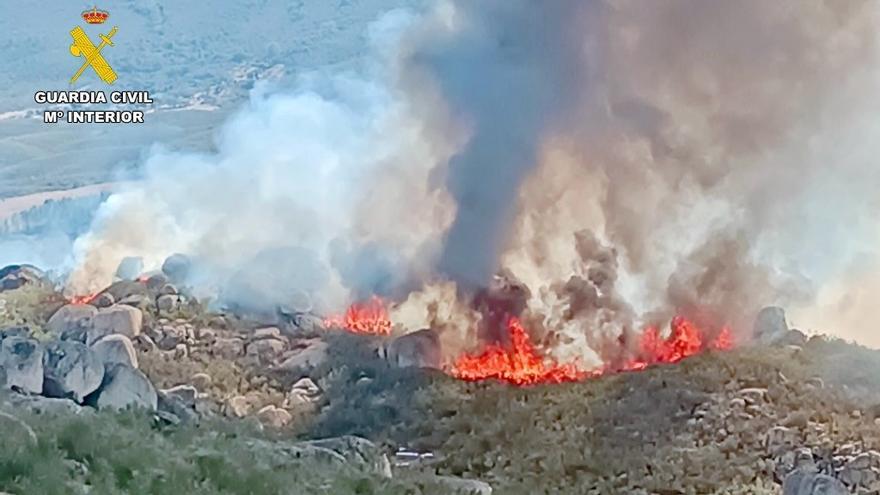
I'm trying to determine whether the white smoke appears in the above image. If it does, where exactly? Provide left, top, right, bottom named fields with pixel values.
left=67, top=9, right=457, bottom=312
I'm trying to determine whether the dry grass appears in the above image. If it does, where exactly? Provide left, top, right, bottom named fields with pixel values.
left=307, top=340, right=880, bottom=494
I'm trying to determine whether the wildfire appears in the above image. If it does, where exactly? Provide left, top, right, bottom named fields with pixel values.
left=617, top=316, right=734, bottom=373
left=68, top=293, right=98, bottom=305
left=449, top=316, right=733, bottom=386
left=449, top=317, right=587, bottom=386
left=323, top=296, right=392, bottom=335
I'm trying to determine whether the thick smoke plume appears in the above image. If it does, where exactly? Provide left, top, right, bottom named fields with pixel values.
left=403, top=0, right=880, bottom=359
left=67, top=11, right=458, bottom=313
left=68, top=1, right=880, bottom=359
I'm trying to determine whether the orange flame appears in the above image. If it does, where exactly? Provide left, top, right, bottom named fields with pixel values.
left=67, top=293, right=98, bottom=305
left=617, top=316, right=734, bottom=372
left=449, top=315, right=733, bottom=386
left=324, top=296, right=392, bottom=335
left=449, top=317, right=587, bottom=386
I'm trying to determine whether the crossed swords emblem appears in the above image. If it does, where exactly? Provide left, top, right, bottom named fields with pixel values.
left=69, top=26, right=118, bottom=85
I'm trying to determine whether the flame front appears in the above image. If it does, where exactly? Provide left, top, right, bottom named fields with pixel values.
left=68, top=293, right=98, bottom=305
left=450, top=315, right=734, bottom=386
left=324, top=296, right=392, bottom=335
left=449, top=317, right=586, bottom=386
left=617, top=316, right=734, bottom=373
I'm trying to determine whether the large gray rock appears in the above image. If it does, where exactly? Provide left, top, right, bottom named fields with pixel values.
left=783, top=470, right=848, bottom=495
left=90, top=334, right=138, bottom=368
left=6, top=394, right=87, bottom=415
left=144, top=273, right=169, bottom=292
left=0, top=264, right=46, bottom=292
left=754, top=306, right=789, bottom=344
left=382, top=329, right=441, bottom=369
left=157, top=385, right=199, bottom=424
left=90, top=292, right=115, bottom=309
left=156, top=294, right=181, bottom=313
left=283, top=312, right=325, bottom=334
left=91, top=364, right=157, bottom=411
left=99, top=280, right=150, bottom=302
left=161, top=253, right=191, bottom=283
left=88, top=305, right=143, bottom=345
left=117, top=294, right=152, bottom=311
left=0, top=336, right=43, bottom=394
left=46, top=304, right=97, bottom=338
left=43, top=341, right=104, bottom=403
left=115, top=257, right=144, bottom=281
left=276, top=339, right=328, bottom=373
left=161, top=385, right=197, bottom=406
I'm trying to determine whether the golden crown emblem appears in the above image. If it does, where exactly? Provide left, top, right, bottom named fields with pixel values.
left=81, top=6, right=109, bottom=24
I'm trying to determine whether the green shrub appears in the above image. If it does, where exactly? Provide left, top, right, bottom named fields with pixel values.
left=0, top=284, right=65, bottom=337
left=0, top=404, right=417, bottom=495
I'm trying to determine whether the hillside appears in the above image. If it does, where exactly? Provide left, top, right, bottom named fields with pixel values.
left=2, top=273, right=879, bottom=494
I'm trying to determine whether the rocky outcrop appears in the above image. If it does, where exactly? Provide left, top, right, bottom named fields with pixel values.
left=0, top=265, right=46, bottom=292
left=98, top=281, right=150, bottom=304
left=161, top=253, right=191, bottom=284
left=157, top=385, right=199, bottom=424
left=91, top=293, right=115, bottom=309
left=156, top=294, right=181, bottom=313
left=753, top=306, right=789, bottom=344
left=115, top=257, right=144, bottom=281
left=4, top=393, right=87, bottom=415
left=42, top=341, right=104, bottom=403
left=285, top=377, right=320, bottom=408
left=88, top=305, right=143, bottom=345
left=783, top=470, right=847, bottom=495
left=275, top=339, right=327, bottom=374
left=382, top=329, right=441, bottom=369
left=46, top=304, right=97, bottom=338
left=0, top=336, right=43, bottom=394
left=257, top=404, right=292, bottom=428
left=90, top=334, right=138, bottom=368
left=90, top=363, right=157, bottom=411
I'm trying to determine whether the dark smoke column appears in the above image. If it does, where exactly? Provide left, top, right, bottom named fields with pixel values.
left=410, top=1, right=590, bottom=288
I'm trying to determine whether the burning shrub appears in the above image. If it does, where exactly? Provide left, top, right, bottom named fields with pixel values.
left=447, top=315, right=732, bottom=386
left=323, top=296, right=392, bottom=336
left=449, top=317, right=586, bottom=386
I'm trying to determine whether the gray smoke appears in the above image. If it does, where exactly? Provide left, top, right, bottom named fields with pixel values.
left=64, top=0, right=880, bottom=352
left=405, top=1, right=591, bottom=288
left=403, top=0, right=880, bottom=343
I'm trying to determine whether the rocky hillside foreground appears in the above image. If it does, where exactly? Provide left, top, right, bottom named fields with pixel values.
left=2, top=264, right=880, bottom=494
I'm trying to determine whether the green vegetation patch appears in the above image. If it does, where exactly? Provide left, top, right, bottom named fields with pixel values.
left=0, top=403, right=415, bottom=495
